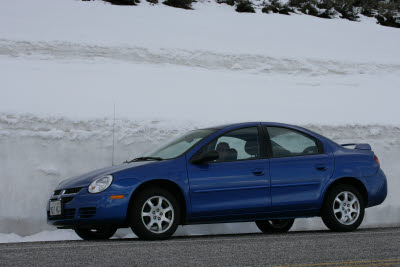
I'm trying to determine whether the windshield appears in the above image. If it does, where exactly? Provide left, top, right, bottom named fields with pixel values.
left=144, top=129, right=216, bottom=160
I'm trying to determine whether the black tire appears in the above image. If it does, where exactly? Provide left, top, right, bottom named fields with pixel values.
left=74, top=226, right=117, bottom=240
left=255, top=219, right=295, bottom=233
left=321, top=184, right=365, bottom=232
left=128, top=187, right=180, bottom=240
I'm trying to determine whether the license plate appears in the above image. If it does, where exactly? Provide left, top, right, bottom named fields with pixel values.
left=49, top=200, right=62, bottom=216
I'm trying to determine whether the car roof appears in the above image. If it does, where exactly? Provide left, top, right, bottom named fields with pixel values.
left=209, top=122, right=259, bottom=130
left=206, top=122, right=327, bottom=141
left=209, top=122, right=301, bottom=130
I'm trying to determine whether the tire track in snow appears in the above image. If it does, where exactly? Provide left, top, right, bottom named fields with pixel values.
left=1, top=39, right=399, bottom=76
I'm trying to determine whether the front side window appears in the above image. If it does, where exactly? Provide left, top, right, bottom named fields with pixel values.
left=146, top=129, right=216, bottom=159
left=266, top=127, right=321, bottom=158
left=198, top=127, right=260, bottom=162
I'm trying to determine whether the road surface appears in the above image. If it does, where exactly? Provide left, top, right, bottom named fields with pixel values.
left=0, top=227, right=399, bottom=266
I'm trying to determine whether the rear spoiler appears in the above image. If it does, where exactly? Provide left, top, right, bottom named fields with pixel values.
left=341, top=143, right=372, bottom=151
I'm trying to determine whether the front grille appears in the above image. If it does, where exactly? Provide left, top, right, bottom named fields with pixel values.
left=53, top=187, right=82, bottom=196
left=64, top=187, right=82, bottom=194
left=78, top=207, right=96, bottom=218
left=48, top=208, right=76, bottom=220
left=64, top=208, right=76, bottom=219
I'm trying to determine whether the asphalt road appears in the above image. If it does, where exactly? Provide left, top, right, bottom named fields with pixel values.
left=1, top=227, right=399, bottom=267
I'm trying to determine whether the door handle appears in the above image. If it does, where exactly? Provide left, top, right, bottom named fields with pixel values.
left=252, top=169, right=265, bottom=176
left=315, top=165, right=328, bottom=171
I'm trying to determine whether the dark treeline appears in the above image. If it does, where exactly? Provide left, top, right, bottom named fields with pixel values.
left=236, top=0, right=400, bottom=28
left=269, top=0, right=399, bottom=27
left=95, top=0, right=400, bottom=28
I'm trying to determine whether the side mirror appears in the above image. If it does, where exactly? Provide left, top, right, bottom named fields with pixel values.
left=191, top=150, right=219, bottom=164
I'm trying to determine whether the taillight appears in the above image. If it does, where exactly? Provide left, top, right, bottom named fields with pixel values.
left=374, top=154, right=380, bottom=167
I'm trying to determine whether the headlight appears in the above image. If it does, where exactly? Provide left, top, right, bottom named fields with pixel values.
left=88, top=175, right=113, bottom=193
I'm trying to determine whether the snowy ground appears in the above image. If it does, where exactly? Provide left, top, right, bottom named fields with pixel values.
left=0, top=0, right=399, bottom=242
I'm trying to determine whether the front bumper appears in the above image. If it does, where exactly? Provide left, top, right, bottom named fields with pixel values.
left=47, top=178, right=140, bottom=228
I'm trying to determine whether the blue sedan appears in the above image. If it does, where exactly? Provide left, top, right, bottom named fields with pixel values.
left=47, top=122, right=387, bottom=240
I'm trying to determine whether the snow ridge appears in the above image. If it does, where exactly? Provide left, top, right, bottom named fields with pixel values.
left=1, top=39, right=399, bottom=76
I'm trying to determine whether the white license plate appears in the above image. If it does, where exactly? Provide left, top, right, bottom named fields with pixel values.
left=49, top=200, right=62, bottom=216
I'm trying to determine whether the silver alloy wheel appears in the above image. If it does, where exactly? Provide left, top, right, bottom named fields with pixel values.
left=333, top=191, right=360, bottom=225
left=141, top=196, right=174, bottom=234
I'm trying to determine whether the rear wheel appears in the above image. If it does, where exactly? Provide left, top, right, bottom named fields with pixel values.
left=256, top=219, right=295, bottom=233
left=321, top=184, right=365, bottom=232
left=129, top=187, right=180, bottom=240
left=74, top=226, right=117, bottom=240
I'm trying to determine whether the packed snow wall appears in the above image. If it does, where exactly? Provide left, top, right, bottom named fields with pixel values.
left=0, top=113, right=399, bottom=236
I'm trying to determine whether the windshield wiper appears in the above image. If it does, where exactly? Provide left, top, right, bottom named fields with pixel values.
left=125, top=157, right=163, bottom=163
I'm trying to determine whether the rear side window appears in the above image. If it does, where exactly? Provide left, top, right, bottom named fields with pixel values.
left=266, top=127, right=321, bottom=158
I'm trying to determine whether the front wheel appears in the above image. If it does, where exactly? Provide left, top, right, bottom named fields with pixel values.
left=321, top=184, right=365, bottom=232
left=256, top=219, right=295, bottom=233
left=74, top=226, right=117, bottom=240
left=129, top=187, right=180, bottom=240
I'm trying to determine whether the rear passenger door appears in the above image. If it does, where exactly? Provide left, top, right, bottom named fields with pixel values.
left=264, top=126, right=334, bottom=212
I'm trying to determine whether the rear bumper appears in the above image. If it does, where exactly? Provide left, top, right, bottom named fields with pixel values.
left=365, top=169, right=387, bottom=208
left=47, top=180, right=139, bottom=228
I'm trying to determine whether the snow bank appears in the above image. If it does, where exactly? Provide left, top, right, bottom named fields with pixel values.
left=0, top=113, right=399, bottom=241
left=0, top=230, right=80, bottom=244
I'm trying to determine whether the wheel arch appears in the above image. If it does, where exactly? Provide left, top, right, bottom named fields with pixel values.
left=321, top=177, right=368, bottom=208
left=127, top=179, right=187, bottom=225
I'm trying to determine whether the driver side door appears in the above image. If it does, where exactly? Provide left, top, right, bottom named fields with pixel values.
left=187, top=126, right=271, bottom=220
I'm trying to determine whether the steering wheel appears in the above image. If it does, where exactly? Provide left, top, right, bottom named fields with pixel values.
left=303, top=146, right=318, bottom=154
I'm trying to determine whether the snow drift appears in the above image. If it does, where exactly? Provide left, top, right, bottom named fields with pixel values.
left=0, top=113, right=399, bottom=239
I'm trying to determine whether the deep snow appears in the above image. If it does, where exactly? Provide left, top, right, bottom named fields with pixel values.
left=1, top=0, right=400, bottom=123
left=0, top=0, right=399, bottom=243
left=1, top=56, right=400, bottom=124
left=1, top=0, right=399, bottom=63
left=0, top=113, right=399, bottom=243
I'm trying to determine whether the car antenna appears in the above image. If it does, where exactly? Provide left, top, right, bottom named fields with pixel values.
left=111, top=102, right=116, bottom=166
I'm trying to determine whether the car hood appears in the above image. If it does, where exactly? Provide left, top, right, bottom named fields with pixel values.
left=56, top=161, right=151, bottom=189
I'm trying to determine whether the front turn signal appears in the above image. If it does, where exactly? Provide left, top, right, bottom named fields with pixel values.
left=110, top=195, right=124, bottom=199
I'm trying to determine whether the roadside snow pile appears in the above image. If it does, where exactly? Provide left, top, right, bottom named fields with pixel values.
left=0, top=113, right=399, bottom=242
left=0, top=230, right=80, bottom=244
